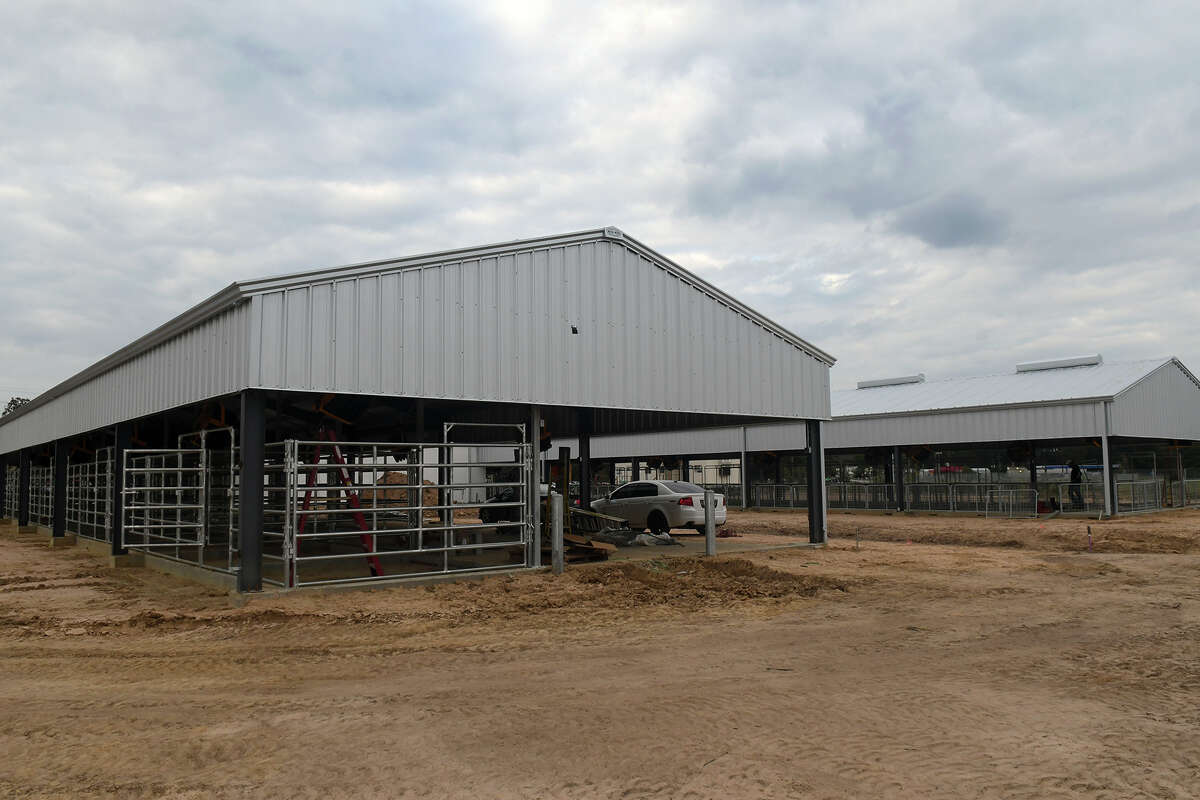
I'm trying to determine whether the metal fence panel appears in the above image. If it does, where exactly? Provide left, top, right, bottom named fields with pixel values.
left=905, top=483, right=953, bottom=511
left=984, top=488, right=1039, bottom=519
left=3, top=465, right=16, bottom=518
left=66, top=448, right=112, bottom=541
left=122, top=449, right=206, bottom=556
left=1115, top=480, right=1164, bottom=514
left=1056, top=482, right=1105, bottom=514
left=266, top=434, right=532, bottom=589
left=827, top=483, right=890, bottom=510
left=28, top=465, right=53, bottom=527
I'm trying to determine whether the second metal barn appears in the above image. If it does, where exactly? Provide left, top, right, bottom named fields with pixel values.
left=0, top=227, right=834, bottom=591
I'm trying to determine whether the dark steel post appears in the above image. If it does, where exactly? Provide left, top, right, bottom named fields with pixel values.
left=894, top=446, right=906, bottom=511
left=17, top=449, right=31, bottom=527
left=573, top=431, right=588, bottom=506
left=558, top=446, right=571, bottom=506
left=110, top=423, right=131, bottom=554
left=52, top=439, right=68, bottom=537
left=806, top=420, right=826, bottom=544
left=238, top=389, right=266, bottom=592
left=631, top=459, right=641, bottom=481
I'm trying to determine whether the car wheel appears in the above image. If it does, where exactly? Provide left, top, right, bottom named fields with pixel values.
left=647, top=511, right=670, bottom=535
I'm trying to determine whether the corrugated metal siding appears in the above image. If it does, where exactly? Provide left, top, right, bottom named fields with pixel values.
left=246, top=239, right=831, bottom=420
left=744, top=422, right=808, bottom=452
left=824, top=402, right=1105, bottom=449
left=0, top=305, right=249, bottom=453
left=555, top=422, right=809, bottom=459
left=1110, top=361, right=1200, bottom=440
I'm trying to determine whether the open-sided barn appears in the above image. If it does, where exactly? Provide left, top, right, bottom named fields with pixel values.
left=560, top=355, right=1200, bottom=517
left=0, top=227, right=834, bottom=591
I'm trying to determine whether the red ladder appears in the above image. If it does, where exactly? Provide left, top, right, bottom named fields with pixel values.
left=293, top=429, right=383, bottom=584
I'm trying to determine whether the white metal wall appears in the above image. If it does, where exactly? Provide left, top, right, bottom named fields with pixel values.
left=1110, top=360, right=1200, bottom=440
left=245, top=239, right=831, bottom=420
left=0, top=306, right=249, bottom=454
left=824, top=402, right=1105, bottom=449
left=554, top=422, right=810, bottom=460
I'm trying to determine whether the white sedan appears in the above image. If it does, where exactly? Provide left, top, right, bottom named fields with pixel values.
left=592, top=480, right=726, bottom=534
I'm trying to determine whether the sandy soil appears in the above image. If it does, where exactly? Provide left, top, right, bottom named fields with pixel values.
left=728, top=506, right=1200, bottom=553
left=1, top=515, right=1199, bottom=799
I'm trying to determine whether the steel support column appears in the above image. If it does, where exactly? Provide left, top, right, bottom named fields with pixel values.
left=529, top=405, right=542, bottom=568
left=806, top=420, right=827, bottom=544
left=17, top=449, right=31, bottom=527
left=1101, top=434, right=1114, bottom=517
left=52, top=439, right=68, bottom=537
left=894, top=446, right=906, bottom=511
left=238, top=389, right=266, bottom=592
left=1177, top=448, right=1187, bottom=507
left=110, top=422, right=131, bottom=554
left=739, top=426, right=749, bottom=509
left=578, top=411, right=592, bottom=510
left=631, top=459, right=641, bottom=481
left=558, top=447, right=571, bottom=507
left=0, top=454, right=8, bottom=521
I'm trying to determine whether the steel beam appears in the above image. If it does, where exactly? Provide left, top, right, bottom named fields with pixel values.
left=110, top=422, right=131, bottom=554
left=238, top=389, right=266, bottom=592
left=52, top=439, right=67, bottom=537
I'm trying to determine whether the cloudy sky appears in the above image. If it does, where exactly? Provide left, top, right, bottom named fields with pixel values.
left=1, top=1, right=1197, bottom=398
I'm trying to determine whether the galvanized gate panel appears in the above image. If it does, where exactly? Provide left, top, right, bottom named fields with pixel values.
left=263, top=427, right=532, bottom=589
left=122, top=449, right=206, bottom=552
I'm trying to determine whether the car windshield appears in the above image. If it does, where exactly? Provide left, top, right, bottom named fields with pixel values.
left=659, top=481, right=705, bottom=494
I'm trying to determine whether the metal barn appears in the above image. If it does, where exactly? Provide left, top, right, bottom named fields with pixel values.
left=564, top=355, right=1200, bottom=517
left=0, top=227, right=834, bottom=591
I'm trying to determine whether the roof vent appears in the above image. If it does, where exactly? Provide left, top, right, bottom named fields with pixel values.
left=1015, top=354, right=1103, bottom=373
left=857, top=374, right=925, bottom=390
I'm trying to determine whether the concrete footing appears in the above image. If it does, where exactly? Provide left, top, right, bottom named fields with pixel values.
left=139, top=552, right=239, bottom=591
left=108, top=552, right=144, bottom=569
left=74, top=536, right=111, bottom=557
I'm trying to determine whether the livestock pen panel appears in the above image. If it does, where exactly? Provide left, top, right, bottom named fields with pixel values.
left=264, top=436, right=532, bottom=589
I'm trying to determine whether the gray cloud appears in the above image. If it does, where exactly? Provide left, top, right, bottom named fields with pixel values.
left=0, top=0, right=1198, bottom=397
left=892, top=193, right=1009, bottom=248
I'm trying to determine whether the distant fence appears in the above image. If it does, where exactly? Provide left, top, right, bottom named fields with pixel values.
left=751, top=483, right=808, bottom=508
left=1056, top=482, right=1107, bottom=514
left=1115, top=480, right=1164, bottom=514
left=827, top=483, right=893, bottom=510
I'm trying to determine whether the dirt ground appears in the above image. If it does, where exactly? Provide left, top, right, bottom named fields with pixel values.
left=1, top=512, right=1199, bottom=799
left=730, top=506, right=1200, bottom=553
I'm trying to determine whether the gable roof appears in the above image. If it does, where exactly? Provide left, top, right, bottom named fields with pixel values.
left=0, top=227, right=834, bottom=442
left=832, top=357, right=1196, bottom=418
